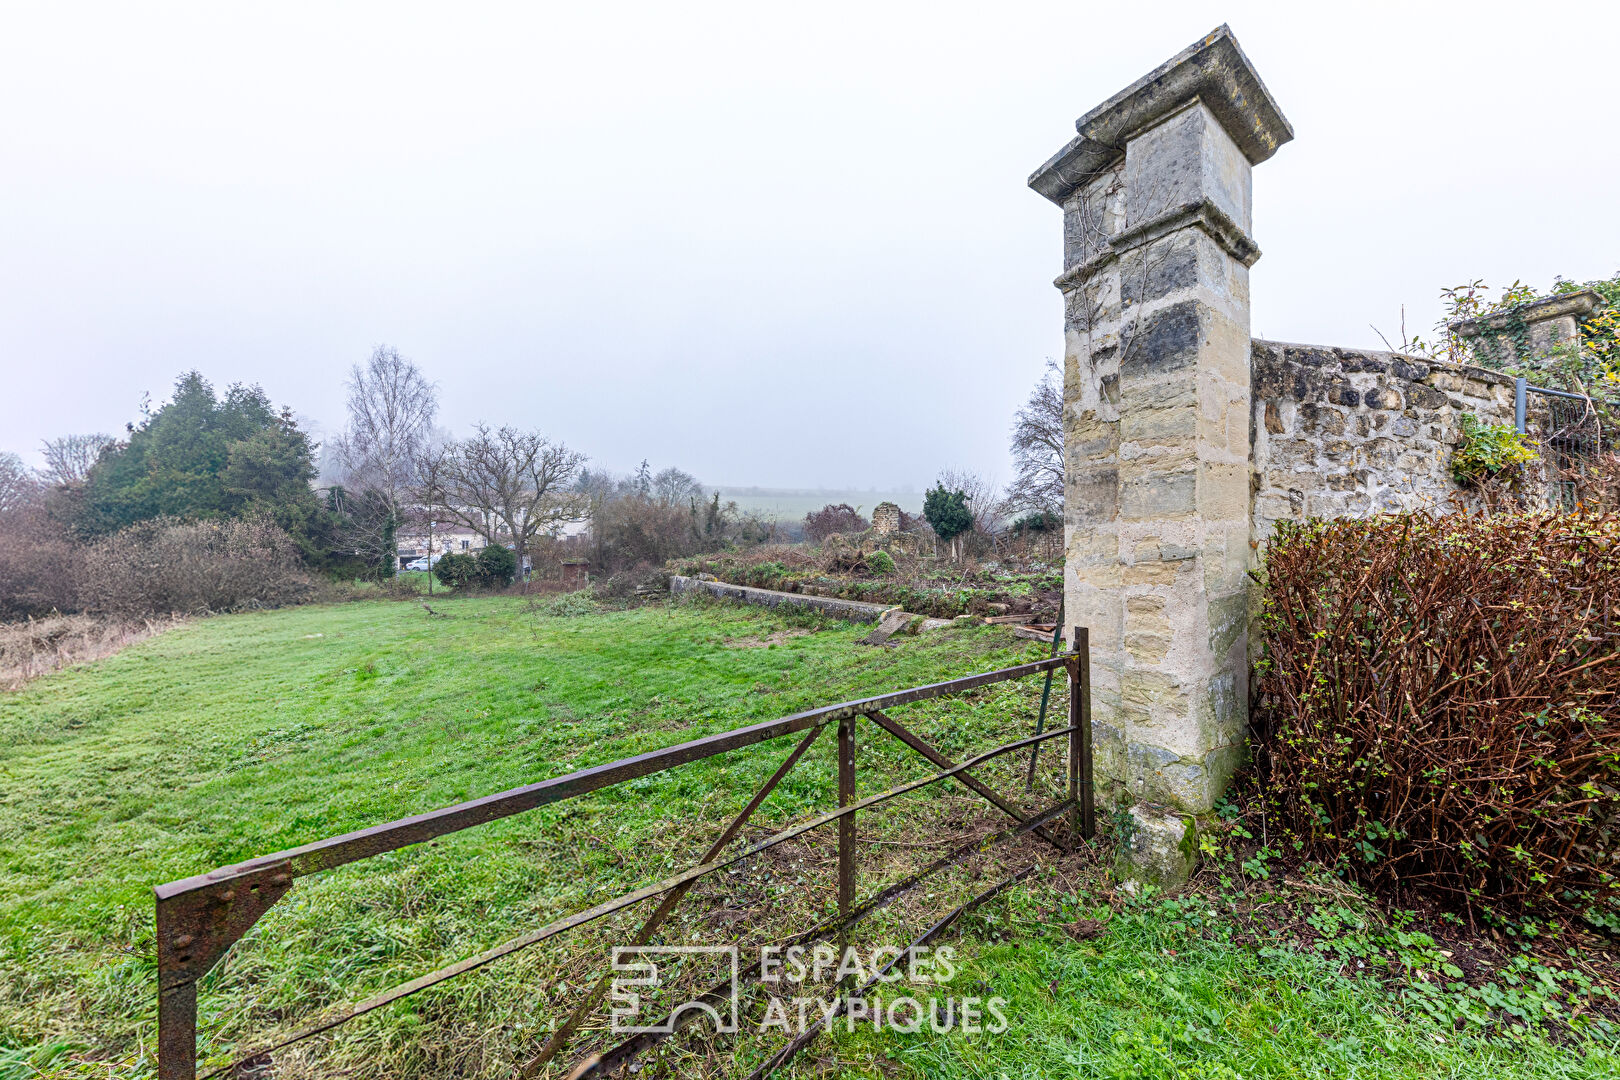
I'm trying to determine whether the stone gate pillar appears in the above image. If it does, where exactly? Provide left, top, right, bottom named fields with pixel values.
left=1029, top=26, right=1292, bottom=877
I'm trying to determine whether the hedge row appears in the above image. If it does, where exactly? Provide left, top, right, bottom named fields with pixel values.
left=1252, top=513, right=1620, bottom=917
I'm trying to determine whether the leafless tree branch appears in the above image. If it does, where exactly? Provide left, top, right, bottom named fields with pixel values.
left=39, top=434, right=114, bottom=487
left=0, top=452, right=39, bottom=515
left=1003, top=359, right=1064, bottom=518
left=334, top=345, right=439, bottom=516
left=423, top=424, right=587, bottom=583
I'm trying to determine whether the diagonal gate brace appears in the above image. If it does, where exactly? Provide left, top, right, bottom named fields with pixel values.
left=863, top=709, right=1068, bottom=852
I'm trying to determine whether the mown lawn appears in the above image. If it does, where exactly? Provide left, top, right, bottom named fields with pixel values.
left=0, top=594, right=1614, bottom=1079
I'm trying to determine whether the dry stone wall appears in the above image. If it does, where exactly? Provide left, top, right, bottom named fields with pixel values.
left=1249, top=341, right=1541, bottom=538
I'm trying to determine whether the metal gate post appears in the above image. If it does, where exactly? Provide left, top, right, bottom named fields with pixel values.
left=836, top=713, right=856, bottom=966
left=1069, top=627, right=1094, bottom=840
left=157, top=982, right=196, bottom=1080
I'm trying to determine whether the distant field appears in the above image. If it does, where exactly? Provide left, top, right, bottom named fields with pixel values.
left=713, top=487, right=922, bottom=523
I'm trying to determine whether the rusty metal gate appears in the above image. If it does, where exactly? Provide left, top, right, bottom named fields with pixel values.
left=155, top=631, right=1094, bottom=1079
left=1516, top=377, right=1606, bottom=509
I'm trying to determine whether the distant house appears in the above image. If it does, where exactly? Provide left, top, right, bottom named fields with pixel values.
left=396, top=527, right=487, bottom=569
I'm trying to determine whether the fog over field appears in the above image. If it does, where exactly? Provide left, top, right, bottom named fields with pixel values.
left=714, top=487, right=923, bottom=523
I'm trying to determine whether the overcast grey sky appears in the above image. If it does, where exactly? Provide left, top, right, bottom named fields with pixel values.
left=3, top=2, right=1617, bottom=490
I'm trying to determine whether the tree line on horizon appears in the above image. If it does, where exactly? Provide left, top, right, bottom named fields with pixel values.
left=0, top=343, right=1066, bottom=615
left=0, top=346, right=794, bottom=616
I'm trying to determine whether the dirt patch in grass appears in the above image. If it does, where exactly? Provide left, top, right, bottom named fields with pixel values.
left=0, top=613, right=182, bottom=690
left=724, top=629, right=817, bottom=648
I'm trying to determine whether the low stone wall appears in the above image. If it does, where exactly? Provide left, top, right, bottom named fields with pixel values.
left=1249, top=340, right=1545, bottom=539
left=669, top=576, right=896, bottom=623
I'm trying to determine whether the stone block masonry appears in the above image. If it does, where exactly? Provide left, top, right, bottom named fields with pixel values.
left=1251, top=342, right=1545, bottom=534
left=1449, top=291, right=1602, bottom=369
left=1030, top=25, right=1292, bottom=830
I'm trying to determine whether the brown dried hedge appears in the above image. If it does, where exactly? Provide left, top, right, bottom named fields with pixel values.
left=1251, top=513, right=1620, bottom=916
left=81, top=517, right=316, bottom=616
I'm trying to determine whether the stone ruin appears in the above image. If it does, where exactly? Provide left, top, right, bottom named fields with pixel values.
left=821, top=500, right=925, bottom=559
left=1029, top=25, right=1596, bottom=881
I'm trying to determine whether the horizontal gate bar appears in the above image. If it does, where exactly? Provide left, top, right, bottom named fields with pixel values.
left=158, top=656, right=1070, bottom=901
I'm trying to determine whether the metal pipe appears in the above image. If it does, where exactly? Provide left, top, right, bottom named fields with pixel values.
left=1525, top=383, right=1591, bottom=402
left=1071, top=628, right=1095, bottom=840
left=1024, top=598, right=1066, bottom=791
left=1515, top=377, right=1527, bottom=433
left=836, top=712, right=857, bottom=970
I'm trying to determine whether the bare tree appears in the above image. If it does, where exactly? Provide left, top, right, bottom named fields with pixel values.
left=937, top=467, right=1002, bottom=537
left=330, top=346, right=438, bottom=574
left=0, top=452, right=38, bottom=515
left=425, top=424, right=586, bottom=584
left=651, top=466, right=702, bottom=506
left=39, top=434, right=115, bottom=487
left=1003, top=359, right=1063, bottom=519
left=334, top=345, right=439, bottom=516
left=803, top=503, right=868, bottom=542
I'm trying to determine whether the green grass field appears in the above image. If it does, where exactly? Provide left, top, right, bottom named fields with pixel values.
left=0, top=595, right=1614, bottom=1079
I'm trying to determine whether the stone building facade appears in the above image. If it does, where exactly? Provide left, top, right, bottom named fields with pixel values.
left=1030, top=26, right=1580, bottom=879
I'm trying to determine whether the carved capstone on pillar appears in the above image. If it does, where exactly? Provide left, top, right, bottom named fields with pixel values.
left=1029, top=26, right=1293, bottom=873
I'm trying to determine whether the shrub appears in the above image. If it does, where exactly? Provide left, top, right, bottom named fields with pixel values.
left=527, top=588, right=599, bottom=618
left=743, top=561, right=789, bottom=588
left=923, top=485, right=972, bottom=544
left=866, top=550, right=897, bottom=575
left=0, top=533, right=82, bottom=618
left=804, top=504, right=868, bottom=543
left=0, top=484, right=85, bottom=617
left=1452, top=414, right=1538, bottom=485
left=80, top=517, right=315, bottom=616
left=474, top=544, right=517, bottom=587
left=1011, top=510, right=1061, bottom=535
left=1251, top=513, right=1620, bottom=916
left=433, top=552, right=478, bottom=589
left=584, top=485, right=759, bottom=572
